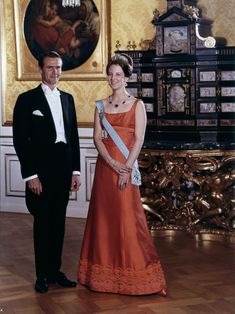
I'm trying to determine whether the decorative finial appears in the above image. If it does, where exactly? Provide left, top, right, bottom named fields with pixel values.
left=127, top=41, right=132, bottom=50
left=183, top=5, right=200, bottom=20
left=153, top=8, right=160, bottom=20
left=115, top=40, right=121, bottom=51
left=132, top=41, right=136, bottom=51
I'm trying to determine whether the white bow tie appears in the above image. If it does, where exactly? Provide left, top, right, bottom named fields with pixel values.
left=45, top=88, right=60, bottom=97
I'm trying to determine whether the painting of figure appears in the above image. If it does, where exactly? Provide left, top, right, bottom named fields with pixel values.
left=24, top=0, right=100, bottom=71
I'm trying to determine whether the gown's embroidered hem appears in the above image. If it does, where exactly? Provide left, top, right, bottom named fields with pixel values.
left=78, top=259, right=166, bottom=295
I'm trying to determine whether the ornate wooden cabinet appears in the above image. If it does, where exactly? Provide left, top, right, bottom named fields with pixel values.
left=117, top=0, right=235, bottom=144
left=116, top=0, right=235, bottom=240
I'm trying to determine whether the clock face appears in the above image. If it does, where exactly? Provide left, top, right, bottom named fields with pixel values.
left=164, top=26, right=188, bottom=54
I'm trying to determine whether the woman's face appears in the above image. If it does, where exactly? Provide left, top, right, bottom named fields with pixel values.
left=107, top=64, right=127, bottom=91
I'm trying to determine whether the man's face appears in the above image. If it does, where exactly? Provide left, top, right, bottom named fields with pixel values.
left=40, top=57, right=62, bottom=88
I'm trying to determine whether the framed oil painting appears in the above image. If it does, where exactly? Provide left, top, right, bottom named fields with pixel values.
left=13, top=0, right=110, bottom=80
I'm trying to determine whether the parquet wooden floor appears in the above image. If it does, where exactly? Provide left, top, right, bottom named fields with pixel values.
left=0, top=212, right=234, bottom=314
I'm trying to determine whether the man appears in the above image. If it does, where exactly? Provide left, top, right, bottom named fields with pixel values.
left=13, top=51, right=81, bottom=293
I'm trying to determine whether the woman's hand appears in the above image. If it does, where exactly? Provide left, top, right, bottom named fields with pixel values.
left=110, top=159, right=129, bottom=175
left=118, top=172, right=130, bottom=190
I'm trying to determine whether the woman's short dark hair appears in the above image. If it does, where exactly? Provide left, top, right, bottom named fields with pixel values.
left=38, top=51, right=63, bottom=69
left=106, top=53, right=133, bottom=77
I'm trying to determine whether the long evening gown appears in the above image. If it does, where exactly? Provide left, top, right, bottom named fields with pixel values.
left=78, top=100, right=166, bottom=295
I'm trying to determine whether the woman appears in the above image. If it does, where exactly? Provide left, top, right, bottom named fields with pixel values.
left=78, top=54, right=167, bottom=296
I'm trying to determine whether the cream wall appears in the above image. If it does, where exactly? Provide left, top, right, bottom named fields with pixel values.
left=2, top=0, right=235, bottom=126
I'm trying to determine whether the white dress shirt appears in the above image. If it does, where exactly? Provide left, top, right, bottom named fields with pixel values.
left=41, top=83, right=67, bottom=144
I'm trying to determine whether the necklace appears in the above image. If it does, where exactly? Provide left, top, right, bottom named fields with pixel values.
left=109, top=95, right=131, bottom=108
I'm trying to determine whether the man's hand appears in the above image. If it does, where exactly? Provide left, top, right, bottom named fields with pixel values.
left=71, top=175, right=81, bottom=192
left=28, top=178, right=42, bottom=195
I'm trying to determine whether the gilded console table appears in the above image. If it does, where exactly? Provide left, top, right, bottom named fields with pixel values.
left=139, top=147, right=235, bottom=243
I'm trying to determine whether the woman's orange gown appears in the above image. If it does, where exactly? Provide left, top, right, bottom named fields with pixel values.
left=78, top=101, right=166, bottom=295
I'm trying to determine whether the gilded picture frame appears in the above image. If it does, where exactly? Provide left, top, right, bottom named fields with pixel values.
left=13, top=0, right=110, bottom=81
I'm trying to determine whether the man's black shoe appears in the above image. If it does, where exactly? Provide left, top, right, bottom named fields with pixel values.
left=54, top=272, right=77, bottom=287
left=35, top=278, right=48, bottom=293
